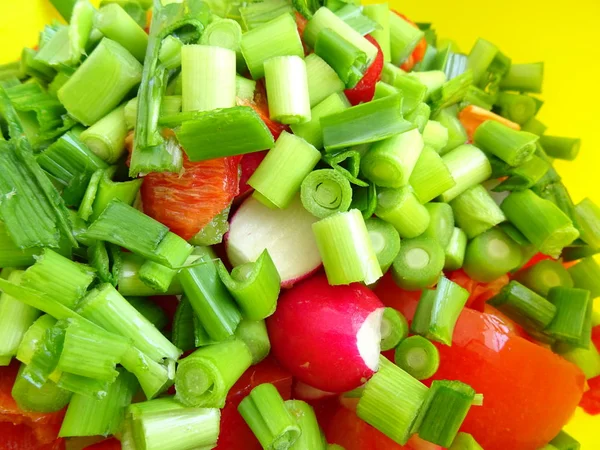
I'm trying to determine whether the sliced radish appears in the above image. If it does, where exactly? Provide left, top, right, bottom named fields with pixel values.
left=293, top=381, right=337, bottom=401
left=267, top=274, right=384, bottom=392
left=226, top=194, right=322, bottom=287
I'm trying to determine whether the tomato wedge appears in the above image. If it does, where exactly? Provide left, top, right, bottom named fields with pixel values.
left=344, top=35, right=384, bottom=106
left=458, top=105, right=521, bottom=140
left=140, top=154, right=240, bottom=241
left=83, top=438, right=122, bottom=450
left=374, top=274, right=585, bottom=450
left=237, top=80, right=289, bottom=140
left=238, top=150, right=269, bottom=198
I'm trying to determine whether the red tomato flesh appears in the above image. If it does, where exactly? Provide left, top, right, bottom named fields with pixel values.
left=344, top=35, right=384, bottom=106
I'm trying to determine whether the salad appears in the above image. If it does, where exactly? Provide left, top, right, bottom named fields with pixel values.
left=0, top=0, right=597, bottom=449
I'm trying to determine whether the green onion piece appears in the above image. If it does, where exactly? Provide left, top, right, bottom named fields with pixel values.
left=175, top=106, right=275, bottom=161
left=58, top=38, right=142, bottom=126
left=460, top=85, right=496, bottom=111
left=158, top=35, right=183, bottom=69
left=20, top=47, right=55, bottom=82
left=286, top=400, right=326, bottom=450
left=380, top=307, right=408, bottom=351
left=85, top=199, right=193, bottom=268
left=536, top=183, right=581, bottom=234
left=539, top=135, right=581, bottom=161
left=217, top=249, right=281, bottom=320
left=409, top=71, right=447, bottom=101
left=95, top=3, right=148, bottom=61
left=463, top=227, right=522, bottom=282
left=408, top=148, right=455, bottom=204
left=415, top=380, right=475, bottom=447
left=67, top=0, right=95, bottom=65
left=239, top=383, right=301, bottom=449
left=499, top=62, right=543, bottom=93
left=394, top=335, right=440, bottom=380
left=357, top=356, right=428, bottom=445
left=558, top=342, right=600, bottom=379
left=175, top=339, right=252, bottom=408
left=12, top=363, right=71, bottom=413
left=495, top=92, right=537, bottom=125
left=430, top=70, right=473, bottom=113
left=466, top=38, right=498, bottom=87
left=375, top=187, right=430, bottom=238
left=513, top=260, right=574, bottom=297
left=363, top=3, right=391, bottom=62
left=422, top=120, right=449, bottom=153
left=121, top=346, right=174, bottom=400
left=78, top=283, right=181, bottom=361
left=0, top=222, right=40, bottom=267
left=118, top=253, right=183, bottom=297
left=391, top=236, right=445, bottom=291
left=22, top=319, right=66, bottom=387
left=488, top=280, right=557, bottom=331
left=264, top=55, right=311, bottom=124
left=313, top=209, right=383, bottom=285
left=291, top=92, right=350, bottom=149
left=304, top=53, right=345, bottom=108
left=493, top=155, right=551, bottom=192
left=421, top=202, right=455, bottom=248
left=240, top=13, right=304, bottom=79
left=322, top=94, right=413, bottom=152
left=351, top=182, right=378, bottom=220
left=126, top=297, right=168, bottom=330
left=0, top=271, right=40, bottom=360
left=235, top=319, right=271, bottom=365
left=50, top=0, right=77, bottom=21
left=34, top=27, right=71, bottom=69
left=79, top=104, right=128, bottom=164
left=450, top=184, right=506, bottom=239
left=235, top=76, right=257, bottom=103
left=501, top=190, right=579, bottom=258
left=171, top=297, right=196, bottom=353
left=521, top=117, right=547, bottom=136
left=562, top=245, right=600, bottom=263
left=59, top=369, right=137, bottom=437
left=315, top=28, right=367, bottom=89
left=568, top=256, right=600, bottom=299
left=548, top=430, right=580, bottom=450
left=388, top=11, right=424, bottom=66
left=439, top=144, right=492, bottom=202
left=405, top=102, right=431, bottom=134
left=301, top=169, right=354, bottom=218
left=200, top=18, right=244, bottom=69
left=449, top=432, right=483, bottom=450
left=380, top=64, right=427, bottom=114
left=575, top=198, right=600, bottom=248
left=545, top=287, right=591, bottom=347
left=138, top=260, right=179, bottom=294
left=88, top=166, right=143, bottom=222
left=474, top=120, right=538, bottom=167
left=362, top=129, right=424, bottom=188
left=190, top=205, right=231, bottom=247
left=434, top=106, right=468, bottom=154
left=366, top=217, right=401, bottom=274
left=194, top=314, right=218, bottom=348
left=445, top=227, right=467, bottom=271
left=16, top=314, right=56, bottom=365
left=179, top=246, right=242, bottom=342
left=240, top=0, right=292, bottom=31
left=334, top=4, right=379, bottom=36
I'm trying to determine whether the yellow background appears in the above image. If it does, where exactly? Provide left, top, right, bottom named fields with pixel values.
left=1, top=0, right=600, bottom=447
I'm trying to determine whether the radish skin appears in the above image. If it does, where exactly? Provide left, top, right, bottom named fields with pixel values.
left=226, top=194, right=322, bottom=287
left=267, top=274, right=385, bottom=392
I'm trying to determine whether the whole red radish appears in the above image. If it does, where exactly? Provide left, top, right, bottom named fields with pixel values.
left=267, top=274, right=384, bottom=392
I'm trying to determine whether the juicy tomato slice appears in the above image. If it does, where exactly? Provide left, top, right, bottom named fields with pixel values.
left=215, top=357, right=293, bottom=450
left=392, top=11, right=427, bottom=71
left=238, top=150, right=269, bottom=198
left=580, top=375, right=600, bottom=415
left=83, top=438, right=122, bottom=450
left=446, top=269, right=509, bottom=311
left=0, top=422, right=64, bottom=450
left=374, top=274, right=586, bottom=450
left=140, top=154, right=240, bottom=241
left=521, top=252, right=554, bottom=270
left=237, top=80, right=289, bottom=140
left=344, top=35, right=384, bottom=106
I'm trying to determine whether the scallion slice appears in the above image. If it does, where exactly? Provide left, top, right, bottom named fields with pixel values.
left=463, top=227, right=522, bottom=282
left=301, top=169, right=354, bottom=218
left=394, top=335, right=440, bottom=380
left=375, top=187, right=430, bottom=238
left=391, top=236, right=445, bottom=291
left=365, top=217, right=401, bottom=274
left=380, top=307, right=408, bottom=351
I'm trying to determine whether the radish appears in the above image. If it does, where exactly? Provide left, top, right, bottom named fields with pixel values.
left=226, top=194, right=322, bottom=287
left=267, top=274, right=384, bottom=392
left=293, top=381, right=337, bottom=401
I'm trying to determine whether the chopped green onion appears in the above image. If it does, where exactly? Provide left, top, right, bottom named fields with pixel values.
left=240, top=0, right=292, bottom=31
left=190, top=205, right=231, bottom=247
left=334, top=4, right=379, bottom=35
left=126, top=297, right=168, bottom=330
left=460, top=85, right=496, bottom=111
left=539, top=135, right=581, bottom=161
left=236, top=76, right=257, bottom=103
left=463, top=227, right=522, bottom=282
left=11, top=363, right=71, bottom=413
left=362, top=129, right=424, bottom=188
left=178, top=246, right=242, bottom=342
left=421, top=202, right=455, bottom=248
left=175, top=339, right=252, bottom=408
left=405, top=102, right=431, bottom=134
left=239, top=383, right=301, bottom=449
left=536, top=182, right=581, bottom=234
left=449, top=432, right=484, bottom=450
left=557, top=342, right=600, bottom=379
left=466, top=38, right=498, bottom=87
left=521, top=117, right=547, bottom=136
left=235, top=319, right=271, bottom=365
left=58, top=38, right=142, bottom=126
left=549, top=430, right=580, bottom=450
left=444, top=227, right=467, bottom=271
left=300, top=169, right=353, bottom=218
left=439, top=144, right=492, bottom=202
left=394, top=335, right=440, bottom=380
left=562, top=245, right=600, bottom=263
left=118, top=252, right=183, bottom=297
left=264, top=55, right=311, bottom=124
left=493, top=155, right=551, bottom=192
left=375, top=187, right=430, bottom=238
left=95, top=3, right=148, bottom=61
left=34, top=27, right=71, bottom=69
left=513, top=260, right=574, bottom=297
left=16, top=314, right=56, bottom=365
left=391, top=236, right=445, bottom=291
left=78, top=283, right=181, bottom=362
left=0, top=222, right=40, bottom=267
left=473, top=120, right=538, bottom=167
left=217, top=249, right=281, bottom=320
left=365, top=217, right=401, bottom=273
left=171, top=297, right=196, bottom=353
left=499, top=62, right=544, bottom=93
left=408, top=148, right=455, bottom=204
left=121, top=346, right=174, bottom=400
left=286, top=400, right=326, bottom=450
left=79, top=104, right=128, bottom=164
left=321, top=94, right=413, bottom=151
left=380, top=307, right=409, bottom=351
left=87, top=166, right=143, bottom=223
left=409, top=71, right=447, bottom=101
left=174, top=106, right=275, bottom=161
left=241, top=13, right=304, bottom=79
left=313, top=209, right=383, bottom=285
left=488, top=280, right=557, bottom=331
left=315, top=28, right=367, bottom=89
left=495, top=92, right=537, bottom=125
left=545, top=287, right=591, bottom=347
left=422, top=120, right=449, bottom=153
left=380, top=65, right=427, bottom=114
left=415, top=380, right=475, bottom=447
left=158, top=35, right=183, bottom=69
left=568, top=256, right=600, bottom=299
left=50, top=0, right=77, bottom=21
left=22, top=319, right=66, bottom=387
left=304, top=53, right=346, bottom=108
left=200, top=18, right=244, bottom=69
left=575, top=198, right=600, bottom=248
left=430, top=70, right=473, bottom=113
left=389, top=11, right=424, bottom=66
left=357, top=356, right=428, bottom=445
left=363, top=3, right=391, bottom=62
left=501, top=189, right=579, bottom=258
left=433, top=106, right=468, bottom=154
left=60, top=369, right=137, bottom=436
left=450, top=184, right=506, bottom=239
left=350, top=182, right=378, bottom=219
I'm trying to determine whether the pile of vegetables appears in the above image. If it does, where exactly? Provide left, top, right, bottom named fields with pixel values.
left=0, top=0, right=597, bottom=449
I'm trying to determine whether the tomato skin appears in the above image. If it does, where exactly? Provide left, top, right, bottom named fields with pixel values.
left=141, top=154, right=240, bottom=241
left=83, top=438, right=121, bottom=450
left=238, top=150, right=269, bottom=198
left=391, top=12, right=427, bottom=71
left=344, top=35, right=384, bottom=106
left=237, top=81, right=289, bottom=140
left=374, top=274, right=586, bottom=450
